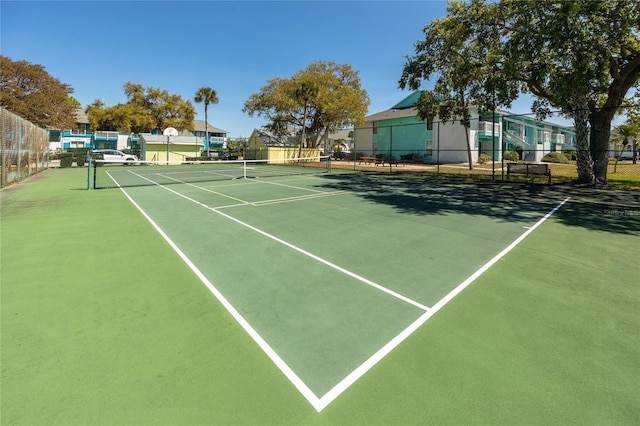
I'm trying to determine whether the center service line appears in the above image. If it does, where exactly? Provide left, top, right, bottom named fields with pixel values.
left=133, top=176, right=430, bottom=312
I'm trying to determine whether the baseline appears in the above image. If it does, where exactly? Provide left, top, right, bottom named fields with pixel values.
left=116, top=167, right=570, bottom=412
left=314, top=195, right=571, bottom=411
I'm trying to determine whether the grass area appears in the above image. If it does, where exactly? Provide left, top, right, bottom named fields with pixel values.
left=1, top=167, right=638, bottom=425
left=331, top=159, right=640, bottom=190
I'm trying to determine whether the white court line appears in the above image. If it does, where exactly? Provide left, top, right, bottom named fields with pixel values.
left=114, top=185, right=322, bottom=409
left=133, top=178, right=429, bottom=311
left=314, top=196, right=571, bottom=411
left=247, top=176, right=334, bottom=193
left=138, top=170, right=344, bottom=208
left=248, top=191, right=345, bottom=207
left=113, top=174, right=428, bottom=412
left=114, top=169, right=569, bottom=412
left=154, top=172, right=250, bottom=205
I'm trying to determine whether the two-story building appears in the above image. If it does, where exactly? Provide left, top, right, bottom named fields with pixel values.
left=354, top=91, right=576, bottom=163
left=49, top=109, right=228, bottom=157
left=193, top=120, right=228, bottom=151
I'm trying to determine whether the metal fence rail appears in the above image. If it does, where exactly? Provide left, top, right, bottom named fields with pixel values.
left=1, top=107, right=50, bottom=187
left=329, top=147, right=640, bottom=188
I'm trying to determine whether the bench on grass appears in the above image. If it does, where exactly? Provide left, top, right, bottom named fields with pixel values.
left=359, top=155, right=398, bottom=167
left=376, top=154, right=398, bottom=166
left=359, top=156, right=377, bottom=165
left=507, top=163, right=551, bottom=184
left=377, top=154, right=398, bottom=166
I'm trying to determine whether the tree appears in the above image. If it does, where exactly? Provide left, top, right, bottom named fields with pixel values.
left=243, top=60, right=370, bottom=150
left=399, top=1, right=519, bottom=170
left=400, top=0, right=640, bottom=184
left=498, top=0, right=639, bottom=184
left=123, top=82, right=195, bottom=133
left=194, top=87, right=219, bottom=150
left=611, top=122, right=639, bottom=163
left=86, top=101, right=155, bottom=133
left=0, top=55, right=76, bottom=128
left=226, top=137, right=248, bottom=155
left=293, top=80, right=318, bottom=158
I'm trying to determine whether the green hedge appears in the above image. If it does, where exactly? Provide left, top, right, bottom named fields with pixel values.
left=59, top=153, right=73, bottom=168
left=504, top=150, right=520, bottom=162
left=478, top=153, right=491, bottom=164
left=541, top=152, right=570, bottom=164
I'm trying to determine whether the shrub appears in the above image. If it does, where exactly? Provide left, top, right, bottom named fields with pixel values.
left=504, top=150, right=519, bottom=162
left=75, top=153, right=85, bottom=167
left=541, top=152, right=570, bottom=164
left=59, top=153, right=73, bottom=168
left=478, top=153, right=491, bottom=164
left=563, top=149, right=577, bottom=161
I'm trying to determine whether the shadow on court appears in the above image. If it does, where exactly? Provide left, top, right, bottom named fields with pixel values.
left=318, top=172, right=640, bottom=235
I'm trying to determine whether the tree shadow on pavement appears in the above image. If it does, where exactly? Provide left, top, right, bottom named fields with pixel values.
left=318, top=172, right=640, bottom=236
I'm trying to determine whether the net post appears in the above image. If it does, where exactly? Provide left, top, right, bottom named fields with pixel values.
left=87, top=152, right=91, bottom=190
left=243, top=159, right=247, bottom=179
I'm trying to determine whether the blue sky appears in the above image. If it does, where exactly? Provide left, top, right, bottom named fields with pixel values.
left=2, top=0, right=571, bottom=137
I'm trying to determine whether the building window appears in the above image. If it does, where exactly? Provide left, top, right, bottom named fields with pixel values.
left=426, top=118, right=433, bottom=131
left=425, top=139, right=433, bottom=157
left=373, top=121, right=378, bottom=135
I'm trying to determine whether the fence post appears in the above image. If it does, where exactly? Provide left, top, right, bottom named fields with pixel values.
left=352, top=126, right=357, bottom=171
left=389, top=125, right=393, bottom=173
left=501, top=115, right=505, bottom=181
left=437, top=121, right=440, bottom=177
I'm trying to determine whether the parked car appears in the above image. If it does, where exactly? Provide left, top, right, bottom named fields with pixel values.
left=92, top=149, right=138, bottom=163
left=332, top=151, right=347, bottom=160
left=618, top=150, right=635, bottom=160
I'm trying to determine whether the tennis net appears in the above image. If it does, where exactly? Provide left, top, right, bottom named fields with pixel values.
left=92, top=156, right=331, bottom=189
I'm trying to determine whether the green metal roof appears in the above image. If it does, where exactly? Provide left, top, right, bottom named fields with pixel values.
left=391, top=91, right=422, bottom=109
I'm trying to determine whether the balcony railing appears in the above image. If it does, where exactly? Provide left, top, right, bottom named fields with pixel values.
left=63, top=130, right=90, bottom=136
left=478, top=121, right=501, bottom=135
left=94, top=131, right=119, bottom=140
left=551, top=133, right=565, bottom=144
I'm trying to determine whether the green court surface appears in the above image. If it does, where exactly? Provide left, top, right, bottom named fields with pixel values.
left=1, top=167, right=639, bottom=425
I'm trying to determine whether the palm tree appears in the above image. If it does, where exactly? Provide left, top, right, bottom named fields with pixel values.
left=612, top=123, right=640, bottom=164
left=194, top=87, right=219, bottom=153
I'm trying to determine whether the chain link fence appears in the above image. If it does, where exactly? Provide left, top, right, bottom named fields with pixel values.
left=329, top=113, right=640, bottom=189
left=1, top=107, right=50, bottom=187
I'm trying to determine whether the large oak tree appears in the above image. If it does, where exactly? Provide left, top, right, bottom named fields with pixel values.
left=123, top=82, right=195, bottom=133
left=401, top=0, right=640, bottom=184
left=0, top=55, right=76, bottom=129
left=86, top=101, right=154, bottom=133
left=243, top=60, right=370, bottom=150
left=87, top=82, right=195, bottom=134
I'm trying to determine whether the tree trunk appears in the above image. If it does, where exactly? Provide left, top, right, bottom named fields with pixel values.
left=204, top=104, right=208, bottom=154
left=298, top=103, right=308, bottom=161
left=465, top=125, right=473, bottom=170
left=571, top=95, right=593, bottom=184
left=591, top=107, right=616, bottom=183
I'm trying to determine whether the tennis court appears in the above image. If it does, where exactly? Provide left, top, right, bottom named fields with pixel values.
left=2, top=165, right=638, bottom=424
left=97, top=159, right=575, bottom=410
